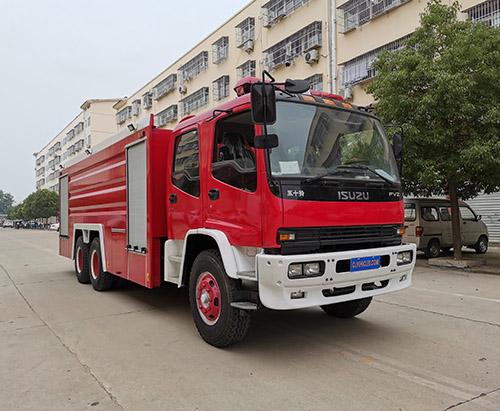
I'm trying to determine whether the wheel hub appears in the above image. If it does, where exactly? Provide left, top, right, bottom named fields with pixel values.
left=195, top=272, right=221, bottom=325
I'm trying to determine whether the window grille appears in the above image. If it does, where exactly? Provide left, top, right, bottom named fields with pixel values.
left=466, top=0, right=500, bottom=27
left=338, top=0, right=410, bottom=33
left=155, top=105, right=178, bottom=127
left=153, top=74, right=177, bottom=100
left=340, top=34, right=411, bottom=86
left=262, top=0, right=311, bottom=27
left=212, top=76, right=230, bottom=101
left=236, top=17, right=255, bottom=48
left=236, top=60, right=256, bottom=79
left=75, top=122, right=84, bottom=134
left=180, top=88, right=209, bottom=116
left=86, top=135, right=92, bottom=147
left=142, top=92, right=153, bottom=109
left=305, top=74, right=323, bottom=91
left=264, top=21, right=322, bottom=70
left=66, top=129, right=75, bottom=141
left=86, top=117, right=91, bottom=128
left=116, top=106, right=132, bottom=124
left=132, top=99, right=141, bottom=116
left=179, top=52, right=209, bottom=83
left=212, top=37, right=229, bottom=64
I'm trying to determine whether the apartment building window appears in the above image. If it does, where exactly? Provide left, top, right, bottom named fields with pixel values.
left=340, top=34, right=411, bottom=86
left=75, top=122, right=84, bottom=134
left=262, top=0, right=311, bottom=27
left=86, top=135, right=92, bottom=148
left=264, top=21, right=322, bottom=70
left=49, top=183, right=59, bottom=192
left=36, top=178, right=45, bottom=189
left=305, top=74, right=323, bottom=91
left=155, top=105, right=178, bottom=127
left=236, top=17, right=255, bottom=48
left=153, top=74, right=177, bottom=100
left=213, top=76, right=230, bottom=101
left=36, top=167, right=45, bottom=177
left=116, top=106, right=132, bottom=124
left=132, top=99, right=142, bottom=116
left=179, top=52, right=209, bottom=83
left=66, top=129, right=75, bottom=141
left=86, top=117, right=91, bottom=128
left=338, top=0, right=411, bottom=33
left=237, top=60, right=256, bottom=79
left=36, top=155, right=45, bottom=166
left=466, top=0, right=500, bottom=27
left=180, top=88, right=209, bottom=116
left=142, top=91, right=153, bottom=109
left=212, top=36, right=229, bottom=64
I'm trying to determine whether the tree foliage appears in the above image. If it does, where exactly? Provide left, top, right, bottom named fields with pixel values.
left=6, top=190, right=58, bottom=220
left=367, top=0, right=500, bottom=258
left=0, top=189, right=15, bottom=214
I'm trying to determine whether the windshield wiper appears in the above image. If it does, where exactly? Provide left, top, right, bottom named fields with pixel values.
left=302, top=170, right=347, bottom=185
left=337, top=165, right=395, bottom=185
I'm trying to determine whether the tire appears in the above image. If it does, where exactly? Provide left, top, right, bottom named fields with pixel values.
left=425, top=239, right=440, bottom=259
left=320, top=297, right=372, bottom=318
left=89, top=238, right=114, bottom=291
left=475, top=236, right=488, bottom=254
left=189, top=249, right=251, bottom=348
left=74, top=236, right=90, bottom=284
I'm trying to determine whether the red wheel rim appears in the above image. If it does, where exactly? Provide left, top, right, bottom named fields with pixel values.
left=91, top=250, right=99, bottom=280
left=76, top=247, right=83, bottom=273
left=195, top=272, right=221, bottom=325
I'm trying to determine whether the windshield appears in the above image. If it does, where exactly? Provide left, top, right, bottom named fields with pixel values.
left=267, top=101, right=399, bottom=183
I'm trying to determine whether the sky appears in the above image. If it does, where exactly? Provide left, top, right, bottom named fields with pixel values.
left=0, top=0, right=250, bottom=204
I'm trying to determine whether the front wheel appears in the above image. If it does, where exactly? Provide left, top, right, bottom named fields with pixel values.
left=321, top=297, right=372, bottom=318
left=189, top=250, right=251, bottom=348
left=475, top=236, right=488, bottom=254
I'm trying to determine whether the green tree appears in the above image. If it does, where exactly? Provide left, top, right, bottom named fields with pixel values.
left=22, top=190, right=59, bottom=220
left=0, top=189, right=15, bottom=214
left=367, top=0, right=500, bottom=259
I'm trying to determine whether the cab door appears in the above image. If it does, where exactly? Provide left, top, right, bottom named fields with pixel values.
left=460, top=205, right=483, bottom=246
left=204, top=111, right=262, bottom=247
left=167, top=129, right=203, bottom=240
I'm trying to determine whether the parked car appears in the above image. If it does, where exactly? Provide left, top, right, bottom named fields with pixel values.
left=403, top=198, right=489, bottom=258
left=3, top=219, right=13, bottom=228
left=49, top=223, right=59, bottom=231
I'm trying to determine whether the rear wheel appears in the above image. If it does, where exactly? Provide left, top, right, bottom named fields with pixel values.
left=425, top=239, right=441, bottom=259
left=74, top=237, right=90, bottom=284
left=475, top=236, right=488, bottom=254
left=89, top=238, right=114, bottom=291
left=189, top=249, right=251, bottom=348
left=320, top=297, right=372, bottom=318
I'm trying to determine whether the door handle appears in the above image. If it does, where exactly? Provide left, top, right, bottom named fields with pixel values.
left=169, top=194, right=177, bottom=204
left=208, top=188, right=220, bottom=201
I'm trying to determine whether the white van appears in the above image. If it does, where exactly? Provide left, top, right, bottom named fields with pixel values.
left=403, top=198, right=489, bottom=258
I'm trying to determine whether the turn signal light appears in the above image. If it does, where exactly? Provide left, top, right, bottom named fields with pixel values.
left=279, top=233, right=296, bottom=241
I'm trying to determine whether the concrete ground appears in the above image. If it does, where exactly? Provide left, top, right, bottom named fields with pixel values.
left=1, top=229, right=500, bottom=410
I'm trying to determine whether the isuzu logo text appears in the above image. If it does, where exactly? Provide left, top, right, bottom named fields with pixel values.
left=338, top=191, right=369, bottom=201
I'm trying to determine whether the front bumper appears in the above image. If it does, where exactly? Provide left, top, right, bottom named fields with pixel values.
left=256, top=243, right=416, bottom=310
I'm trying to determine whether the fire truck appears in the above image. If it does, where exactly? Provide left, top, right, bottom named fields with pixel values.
left=59, top=75, right=416, bottom=347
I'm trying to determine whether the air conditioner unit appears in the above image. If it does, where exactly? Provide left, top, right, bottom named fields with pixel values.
left=340, top=87, right=353, bottom=100
left=243, top=40, right=254, bottom=53
left=179, top=85, right=187, bottom=94
left=305, top=49, right=319, bottom=65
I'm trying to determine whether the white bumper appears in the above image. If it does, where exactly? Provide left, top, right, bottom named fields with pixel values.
left=257, top=243, right=416, bottom=310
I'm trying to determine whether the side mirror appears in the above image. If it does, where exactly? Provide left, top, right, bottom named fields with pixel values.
left=284, top=79, right=310, bottom=94
left=251, top=83, right=276, bottom=125
left=476, top=214, right=482, bottom=221
left=255, top=134, right=279, bottom=149
left=393, top=132, right=403, bottom=161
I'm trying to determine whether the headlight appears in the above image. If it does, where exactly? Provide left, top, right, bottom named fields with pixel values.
left=288, top=261, right=324, bottom=279
left=397, top=251, right=413, bottom=265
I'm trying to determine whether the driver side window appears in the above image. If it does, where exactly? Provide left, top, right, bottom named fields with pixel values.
left=212, top=111, right=257, bottom=192
left=172, top=130, right=200, bottom=197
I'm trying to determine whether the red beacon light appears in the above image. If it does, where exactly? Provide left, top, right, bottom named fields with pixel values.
left=309, top=89, right=344, bottom=102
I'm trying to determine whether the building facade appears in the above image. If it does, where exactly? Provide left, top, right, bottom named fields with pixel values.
left=34, top=99, right=119, bottom=192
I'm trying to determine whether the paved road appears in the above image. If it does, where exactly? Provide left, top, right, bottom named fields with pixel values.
left=1, top=229, right=499, bottom=410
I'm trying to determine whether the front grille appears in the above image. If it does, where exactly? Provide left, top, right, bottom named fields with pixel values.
left=277, top=224, right=401, bottom=255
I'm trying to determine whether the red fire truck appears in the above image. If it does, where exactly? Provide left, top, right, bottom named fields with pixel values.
left=59, top=76, right=416, bottom=347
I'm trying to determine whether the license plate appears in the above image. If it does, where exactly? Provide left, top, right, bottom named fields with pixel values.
left=351, top=256, right=381, bottom=272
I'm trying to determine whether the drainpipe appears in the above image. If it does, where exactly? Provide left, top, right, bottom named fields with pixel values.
left=327, top=0, right=337, bottom=93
